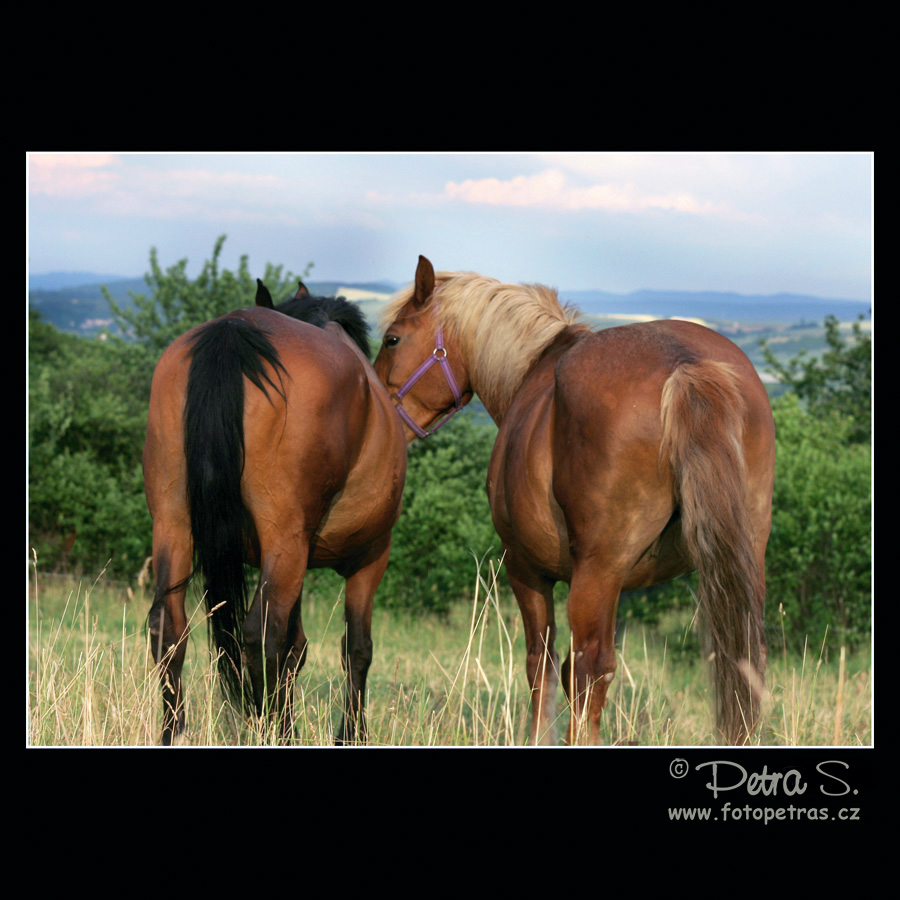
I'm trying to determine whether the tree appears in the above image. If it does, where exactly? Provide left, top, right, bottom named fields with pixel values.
left=103, top=234, right=311, bottom=360
left=760, top=314, right=871, bottom=443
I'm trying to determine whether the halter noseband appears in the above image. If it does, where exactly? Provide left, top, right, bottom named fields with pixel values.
left=393, top=310, right=465, bottom=439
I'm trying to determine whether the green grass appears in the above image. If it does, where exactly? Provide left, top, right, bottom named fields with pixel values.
left=27, top=555, right=871, bottom=747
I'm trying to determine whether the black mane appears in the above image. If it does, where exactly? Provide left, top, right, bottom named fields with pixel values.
left=255, top=279, right=370, bottom=358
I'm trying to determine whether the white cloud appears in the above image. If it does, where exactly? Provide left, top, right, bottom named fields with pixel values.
left=28, top=153, right=301, bottom=225
left=445, top=170, right=567, bottom=207
left=443, top=167, right=725, bottom=215
left=28, top=153, right=123, bottom=197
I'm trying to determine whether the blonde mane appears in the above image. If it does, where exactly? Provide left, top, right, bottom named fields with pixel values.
left=382, top=271, right=587, bottom=415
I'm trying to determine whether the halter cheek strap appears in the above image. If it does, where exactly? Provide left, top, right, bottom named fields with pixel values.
left=393, top=314, right=465, bottom=439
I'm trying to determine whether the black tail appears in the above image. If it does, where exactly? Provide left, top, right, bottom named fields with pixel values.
left=184, top=315, right=287, bottom=708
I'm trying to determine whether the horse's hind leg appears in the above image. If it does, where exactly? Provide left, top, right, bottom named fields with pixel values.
left=562, top=562, right=623, bottom=746
left=336, top=538, right=392, bottom=745
left=147, top=538, right=192, bottom=745
left=276, top=587, right=311, bottom=742
left=506, top=549, right=559, bottom=745
left=242, top=550, right=308, bottom=740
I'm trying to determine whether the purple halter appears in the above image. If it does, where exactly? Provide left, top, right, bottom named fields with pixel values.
left=393, top=310, right=466, bottom=439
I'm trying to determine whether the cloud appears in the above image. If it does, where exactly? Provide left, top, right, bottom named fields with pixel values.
left=444, top=168, right=723, bottom=215
left=445, top=170, right=567, bottom=207
left=28, top=154, right=300, bottom=225
left=28, top=153, right=122, bottom=197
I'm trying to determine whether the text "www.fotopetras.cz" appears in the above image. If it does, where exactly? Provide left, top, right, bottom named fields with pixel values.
left=667, top=758, right=862, bottom=823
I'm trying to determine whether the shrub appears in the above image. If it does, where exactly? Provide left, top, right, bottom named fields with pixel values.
left=765, top=393, right=871, bottom=650
left=28, top=310, right=152, bottom=576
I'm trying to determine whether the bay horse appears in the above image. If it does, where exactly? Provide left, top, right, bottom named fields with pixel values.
left=374, top=256, right=775, bottom=745
left=144, top=281, right=406, bottom=744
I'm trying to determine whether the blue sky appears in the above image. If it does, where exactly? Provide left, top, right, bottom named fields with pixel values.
left=27, top=152, right=873, bottom=300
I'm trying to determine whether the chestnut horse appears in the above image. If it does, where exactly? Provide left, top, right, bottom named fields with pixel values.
left=375, top=256, right=775, bottom=745
left=144, top=282, right=406, bottom=744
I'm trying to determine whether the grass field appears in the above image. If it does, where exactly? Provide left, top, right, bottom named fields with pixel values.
left=27, top=557, right=871, bottom=748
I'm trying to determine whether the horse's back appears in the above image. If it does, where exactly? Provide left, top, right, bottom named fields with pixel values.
left=553, top=319, right=772, bottom=450
left=559, top=318, right=762, bottom=390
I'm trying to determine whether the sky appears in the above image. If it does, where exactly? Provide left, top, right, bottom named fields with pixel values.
left=26, top=152, right=873, bottom=301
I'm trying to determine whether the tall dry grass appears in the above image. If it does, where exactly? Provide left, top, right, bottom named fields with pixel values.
left=27, top=553, right=871, bottom=747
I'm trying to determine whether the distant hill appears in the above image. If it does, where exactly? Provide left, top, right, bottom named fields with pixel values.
left=28, top=271, right=870, bottom=338
left=27, top=274, right=399, bottom=335
left=28, top=277, right=149, bottom=333
left=29, top=272, right=133, bottom=291
left=565, top=288, right=870, bottom=327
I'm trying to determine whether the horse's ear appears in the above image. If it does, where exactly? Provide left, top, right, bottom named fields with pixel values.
left=414, top=255, right=435, bottom=307
left=295, top=281, right=310, bottom=299
left=255, top=278, right=274, bottom=309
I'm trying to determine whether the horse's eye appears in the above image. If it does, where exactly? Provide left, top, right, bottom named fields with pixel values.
left=383, top=335, right=400, bottom=348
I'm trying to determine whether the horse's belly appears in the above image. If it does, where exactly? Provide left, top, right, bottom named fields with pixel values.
left=491, top=475, right=572, bottom=581
left=309, top=458, right=404, bottom=567
left=514, top=510, right=572, bottom=581
left=622, top=517, right=692, bottom=590
left=489, top=395, right=572, bottom=580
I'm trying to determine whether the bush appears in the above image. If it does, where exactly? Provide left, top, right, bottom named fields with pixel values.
left=764, top=393, right=871, bottom=650
left=28, top=310, right=152, bottom=576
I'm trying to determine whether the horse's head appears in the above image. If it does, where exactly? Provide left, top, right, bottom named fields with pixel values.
left=374, top=255, right=473, bottom=442
left=255, top=279, right=309, bottom=310
left=255, top=278, right=370, bottom=358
